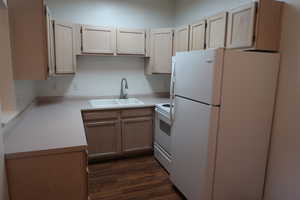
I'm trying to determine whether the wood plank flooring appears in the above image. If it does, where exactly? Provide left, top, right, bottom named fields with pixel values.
left=88, top=156, right=185, bottom=200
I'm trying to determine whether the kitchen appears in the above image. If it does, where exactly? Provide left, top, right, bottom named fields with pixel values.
left=0, top=0, right=300, bottom=200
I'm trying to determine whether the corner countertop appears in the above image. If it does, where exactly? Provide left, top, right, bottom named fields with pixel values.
left=4, top=95, right=170, bottom=159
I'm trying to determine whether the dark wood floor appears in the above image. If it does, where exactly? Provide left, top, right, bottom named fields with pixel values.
left=88, top=156, right=185, bottom=200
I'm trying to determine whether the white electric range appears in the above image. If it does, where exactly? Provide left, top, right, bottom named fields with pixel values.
left=154, top=103, right=172, bottom=172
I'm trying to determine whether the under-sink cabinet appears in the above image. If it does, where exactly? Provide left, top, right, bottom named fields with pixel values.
left=82, top=107, right=154, bottom=161
left=226, top=0, right=283, bottom=51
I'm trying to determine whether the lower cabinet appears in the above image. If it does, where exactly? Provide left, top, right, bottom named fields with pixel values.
left=83, top=107, right=154, bottom=161
left=85, top=120, right=121, bottom=159
left=6, top=150, right=88, bottom=200
left=122, top=116, right=153, bottom=153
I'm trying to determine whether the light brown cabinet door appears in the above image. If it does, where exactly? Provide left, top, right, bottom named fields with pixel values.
left=174, top=25, right=190, bottom=54
left=146, top=28, right=173, bottom=74
left=226, top=2, right=256, bottom=49
left=8, top=0, right=48, bottom=80
left=206, top=12, right=228, bottom=49
left=117, top=28, right=145, bottom=55
left=122, top=117, right=153, bottom=153
left=82, top=25, right=116, bottom=54
left=189, top=20, right=206, bottom=51
left=54, top=21, right=76, bottom=74
left=227, top=0, right=282, bottom=51
left=85, top=120, right=121, bottom=158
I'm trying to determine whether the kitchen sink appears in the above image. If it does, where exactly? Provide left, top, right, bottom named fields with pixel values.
left=89, top=98, right=144, bottom=108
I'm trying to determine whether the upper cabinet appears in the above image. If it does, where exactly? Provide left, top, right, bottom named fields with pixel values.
left=82, top=25, right=116, bottom=54
left=145, top=28, right=173, bottom=75
left=206, top=12, right=228, bottom=49
left=8, top=0, right=48, bottom=80
left=117, top=28, right=146, bottom=55
left=54, top=21, right=76, bottom=74
left=189, top=20, right=206, bottom=51
left=173, top=25, right=190, bottom=54
left=227, top=0, right=283, bottom=51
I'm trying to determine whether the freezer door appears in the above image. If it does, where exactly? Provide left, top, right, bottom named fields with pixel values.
left=174, top=49, right=224, bottom=105
left=170, top=96, right=219, bottom=200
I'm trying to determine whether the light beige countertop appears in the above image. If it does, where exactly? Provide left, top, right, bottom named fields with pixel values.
left=4, top=96, right=170, bottom=159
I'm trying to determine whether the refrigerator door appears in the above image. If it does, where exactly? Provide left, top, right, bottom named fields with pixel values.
left=170, top=96, right=219, bottom=200
left=174, top=49, right=224, bottom=105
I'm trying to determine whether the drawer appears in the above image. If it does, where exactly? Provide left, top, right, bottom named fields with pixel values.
left=121, top=108, right=153, bottom=118
left=82, top=110, right=119, bottom=121
left=154, top=143, right=171, bottom=173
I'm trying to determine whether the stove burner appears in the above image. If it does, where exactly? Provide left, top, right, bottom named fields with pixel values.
left=162, top=104, right=171, bottom=108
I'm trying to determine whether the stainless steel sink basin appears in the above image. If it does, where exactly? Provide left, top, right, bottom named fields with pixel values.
left=89, top=98, right=144, bottom=108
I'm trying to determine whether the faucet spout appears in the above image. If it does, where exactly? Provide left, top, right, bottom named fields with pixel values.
left=120, top=78, right=129, bottom=99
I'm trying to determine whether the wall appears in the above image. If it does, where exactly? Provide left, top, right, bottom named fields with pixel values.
left=37, top=56, right=170, bottom=97
left=37, top=0, right=175, bottom=97
left=14, top=81, right=36, bottom=112
left=264, top=0, right=300, bottom=199
left=46, top=0, right=175, bottom=28
left=0, top=124, right=9, bottom=200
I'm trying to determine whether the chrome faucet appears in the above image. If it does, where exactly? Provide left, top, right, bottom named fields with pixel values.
left=120, top=78, right=129, bottom=99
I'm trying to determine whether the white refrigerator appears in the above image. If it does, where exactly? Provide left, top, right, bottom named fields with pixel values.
left=170, top=49, right=280, bottom=200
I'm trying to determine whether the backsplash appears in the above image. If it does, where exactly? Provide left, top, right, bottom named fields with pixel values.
left=36, top=56, right=171, bottom=97
left=14, top=80, right=36, bottom=111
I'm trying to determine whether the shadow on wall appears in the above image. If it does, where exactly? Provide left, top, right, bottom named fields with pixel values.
left=36, top=56, right=171, bottom=97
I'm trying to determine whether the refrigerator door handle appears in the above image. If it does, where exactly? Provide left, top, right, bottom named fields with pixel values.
left=170, top=61, right=176, bottom=124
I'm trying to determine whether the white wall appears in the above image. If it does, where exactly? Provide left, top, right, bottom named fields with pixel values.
left=46, top=0, right=175, bottom=28
left=264, top=1, right=300, bottom=199
left=38, top=0, right=174, bottom=97
left=37, top=56, right=170, bottom=97
left=14, top=81, right=36, bottom=111
left=0, top=127, right=9, bottom=200
left=175, top=0, right=249, bottom=26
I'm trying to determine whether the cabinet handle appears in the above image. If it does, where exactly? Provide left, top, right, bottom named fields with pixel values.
left=85, top=121, right=117, bottom=127
left=86, top=167, right=90, bottom=174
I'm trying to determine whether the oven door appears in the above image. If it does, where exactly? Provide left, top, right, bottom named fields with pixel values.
left=155, top=108, right=171, bottom=155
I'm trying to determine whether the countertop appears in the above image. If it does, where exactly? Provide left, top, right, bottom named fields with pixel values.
left=4, top=96, right=170, bottom=159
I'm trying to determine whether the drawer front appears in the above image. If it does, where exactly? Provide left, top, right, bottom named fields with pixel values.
left=121, top=108, right=153, bottom=118
left=82, top=111, right=119, bottom=121
left=154, top=144, right=171, bottom=173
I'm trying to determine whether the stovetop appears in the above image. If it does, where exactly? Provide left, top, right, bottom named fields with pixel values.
left=156, top=103, right=171, bottom=115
